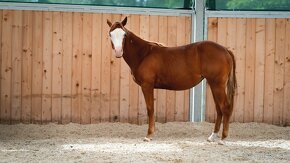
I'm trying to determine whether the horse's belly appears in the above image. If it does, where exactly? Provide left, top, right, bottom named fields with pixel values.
left=154, top=74, right=203, bottom=90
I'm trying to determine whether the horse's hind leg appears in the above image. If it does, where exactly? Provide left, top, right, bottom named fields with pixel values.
left=208, top=102, right=222, bottom=142
left=207, top=83, right=223, bottom=142
left=208, top=83, right=232, bottom=143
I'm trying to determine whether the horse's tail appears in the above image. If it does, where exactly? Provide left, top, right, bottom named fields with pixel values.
left=226, top=50, right=237, bottom=112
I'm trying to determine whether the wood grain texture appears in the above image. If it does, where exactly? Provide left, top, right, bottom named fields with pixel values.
left=81, top=13, right=92, bottom=124
left=273, top=19, right=285, bottom=125
left=263, top=18, right=275, bottom=124
left=11, top=10, right=23, bottom=123
left=71, top=12, right=82, bottom=123
left=1, top=10, right=12, bottom=124
left=21, top=10, right=33, bottom=123
left=244, top=18, right=256, bottom=122
left=52, top=11, right=62, bottom=123
left=62, top=12, right=73, bottom=124
left=254, top=18, right=266, bottom=122
left=91, top=13, right=102, bottom=123
left=42, top=11, right=52, bottom=123
left=100, top=13, right=112, bottom=122
left=0, top=10, right=192, bottom=124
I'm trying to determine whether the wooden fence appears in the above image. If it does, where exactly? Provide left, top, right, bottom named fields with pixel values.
left=206, top=17, right=290, bottom=126
left=0, top=10, right=191, bottom=124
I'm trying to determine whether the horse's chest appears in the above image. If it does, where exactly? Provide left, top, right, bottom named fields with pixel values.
left=131, top=71, right=141, bottom=85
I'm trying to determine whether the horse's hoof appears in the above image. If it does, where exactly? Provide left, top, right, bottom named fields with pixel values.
left=207, top=132, right=220, bottom=142
left=143, top=137, right=152, bottom=142
left=218, top=139, right=225, bottom=145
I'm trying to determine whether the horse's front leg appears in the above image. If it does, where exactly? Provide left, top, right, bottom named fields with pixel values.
left=141, top=83, right=155, bottom=141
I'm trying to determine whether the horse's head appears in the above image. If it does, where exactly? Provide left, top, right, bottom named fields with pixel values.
left=107, top=17, right=127, bottom=58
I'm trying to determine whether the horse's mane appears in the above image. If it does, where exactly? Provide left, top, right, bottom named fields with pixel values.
left=149, top=41, right=165, bottom=47
left=126, top=29, right=165, bottom=47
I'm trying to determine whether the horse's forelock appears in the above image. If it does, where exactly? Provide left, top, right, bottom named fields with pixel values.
left=110, top=22, right=125, bottom=32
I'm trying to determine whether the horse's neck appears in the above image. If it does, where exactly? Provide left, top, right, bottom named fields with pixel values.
left=123, top=31, right=149, bottom=73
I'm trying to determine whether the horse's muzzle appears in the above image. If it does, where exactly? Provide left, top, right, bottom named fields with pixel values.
left=114, top=48, right=123, bottom=58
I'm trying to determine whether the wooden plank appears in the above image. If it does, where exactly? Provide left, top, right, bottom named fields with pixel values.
left=156, top=16, right=167, bottom=123
left=31, top=11, right=43, bottom=123
left=42, top=11, right=52, bottom=123
left=244, top=18, right=256, bottom=122
left=79, top=13, right=92, bottom=124
left=226, top=18, right=237, bottom=122
left=21, top=10, right=33, bottom=123
left=149, top=15, right=159, bottom=121
left=1, top=10, right=12, bottom=124
left=235, top=18, right=246, bottom=122
left=11, top=10, right=23, bottom=123
left=91, top=13, right=102, bottom=123
left=206, top=17, right=218, bottom=123
left=71, top=12, right=83, bottom=123
left=100, top=13, right=112, bottom=122
left=80, top=13, right=92, bottom=124
left=62, top=12, right=73, bottom=124
left=128, top=15, right=139, bottom=124
left=263, top=18, right=275, bottom=124
left=254, top=18, right=266, bottom=122
left=52, top=11, right=62, bottom=123
left=273, top=19, right=285, bottom=125
left=110, top=14, right=122, bottom=122
left=119, top=14, right=130, bottom=123
left=138, top=15, right=149, bottom=124
left=166, top=16, right=177, bottom=122
left=284, top=18, right=290, bottom=125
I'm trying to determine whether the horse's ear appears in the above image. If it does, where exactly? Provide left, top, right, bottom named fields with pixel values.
left=107, top=19, right=112, bottom=27
left=121, top=17, right=127, bottom=26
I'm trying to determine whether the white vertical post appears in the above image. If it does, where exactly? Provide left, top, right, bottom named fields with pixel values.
left=190, top=0, right=206, bottom=122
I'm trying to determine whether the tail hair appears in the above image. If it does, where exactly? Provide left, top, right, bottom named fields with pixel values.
left=226, top=50, right=237, bottom=111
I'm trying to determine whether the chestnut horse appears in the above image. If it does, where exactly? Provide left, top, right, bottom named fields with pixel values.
left=107, top=17, right=237, bottom=144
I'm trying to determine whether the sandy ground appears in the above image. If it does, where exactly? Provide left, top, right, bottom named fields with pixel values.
left=0, top=122, right=289, bottom=163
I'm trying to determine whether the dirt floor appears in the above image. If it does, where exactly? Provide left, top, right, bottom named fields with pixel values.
left=0, top=122, right=289, bottom=162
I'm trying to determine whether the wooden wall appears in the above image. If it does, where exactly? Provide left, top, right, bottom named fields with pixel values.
left=206, top=17, right=290, bottom=126
left=0, top=10, right=191, bottom=124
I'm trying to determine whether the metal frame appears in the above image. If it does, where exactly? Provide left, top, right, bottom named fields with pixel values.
left=0, top=2, right=192, bottom=16
left=206, top=10, right=290, bottom=18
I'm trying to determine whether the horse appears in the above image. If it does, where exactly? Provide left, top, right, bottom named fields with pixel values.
left=107, top=17, right=237, bottom=144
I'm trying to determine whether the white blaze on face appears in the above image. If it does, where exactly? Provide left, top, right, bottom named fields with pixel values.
left=110, top=28, right=126, bottom=58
